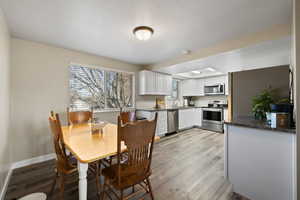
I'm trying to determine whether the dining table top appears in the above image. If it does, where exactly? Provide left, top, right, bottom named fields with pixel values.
left=61, top=123, right=160, bottom=163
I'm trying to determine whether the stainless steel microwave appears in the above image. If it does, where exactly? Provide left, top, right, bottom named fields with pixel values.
left=204, top=84, right=225, bottom=95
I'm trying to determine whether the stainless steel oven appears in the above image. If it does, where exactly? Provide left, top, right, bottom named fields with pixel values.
left=204, top=84, right=225, bottom=96
left=202, top=108, right=223, bottom=133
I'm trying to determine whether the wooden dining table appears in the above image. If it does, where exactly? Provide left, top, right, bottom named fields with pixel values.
left=61, top=123, right=160, bottom=200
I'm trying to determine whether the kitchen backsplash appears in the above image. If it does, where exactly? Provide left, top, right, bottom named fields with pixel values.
left=193, top=95, right=228, bottom=107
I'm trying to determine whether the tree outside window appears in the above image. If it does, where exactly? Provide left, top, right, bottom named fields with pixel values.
left=69, top=64, right=134, bottom=111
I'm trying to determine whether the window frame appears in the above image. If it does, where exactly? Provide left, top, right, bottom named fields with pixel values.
left=69, top=63, right=136, bottom=113
left=166, top=79, right=180, bottom=101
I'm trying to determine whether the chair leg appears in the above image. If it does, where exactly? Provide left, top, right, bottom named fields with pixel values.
left=101, top=177, right=107, bottom=200
left=146, top=178, right=154, bottom=200
left=49, top=172, right=58, bottom=197
left=132, top=185, right=135, bottom=193
left=95, top=162, right=101, bottom=199
left=59, top=174, right=65, bottom=200
left=120, top=190, right=123, bottom=200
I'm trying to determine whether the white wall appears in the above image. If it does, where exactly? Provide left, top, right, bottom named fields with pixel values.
left=0, top=8, right=11, bottom=194
left=232, top=66, right=290, bottom=118
left=10, top=38, right=143, bottom=163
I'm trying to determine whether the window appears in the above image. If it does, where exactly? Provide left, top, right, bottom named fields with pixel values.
left=171, top=79, right=179, bottom=99
left=69, top=64, right=134, bottom=111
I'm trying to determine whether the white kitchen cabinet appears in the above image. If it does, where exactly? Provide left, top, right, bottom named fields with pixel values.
left=136, top=110, right=167, bottom=136
left=182, top=79, right=198, bottom=96
left=182, top=75, right=228, bottom=96
left=139, top=70, right=172, bottom=95
left=179, top=109, right=189, bottom=129
left=204, top=76, right=223, bottom=86
left=156, top=111, right=168, bottom=136
left=195, top=79, right=205, bottom=96
left=179, top=108, right=202, bottom=129
left=194, top=108, right=202, bottom=127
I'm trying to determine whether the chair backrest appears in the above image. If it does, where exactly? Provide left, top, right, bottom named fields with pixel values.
left=49, top=112, right=72, bottom=171
left=67, top=107, right=93, bottom=126
left=116, top=113, right=157, bottom=185
left=120, top=111, right=136, bottom=125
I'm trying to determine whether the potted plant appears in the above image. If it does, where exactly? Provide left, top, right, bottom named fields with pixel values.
left=252, top=89, right=276, bottom=120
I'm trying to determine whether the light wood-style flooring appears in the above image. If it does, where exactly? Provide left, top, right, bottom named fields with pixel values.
left=5, top=128, right=238, bottom=200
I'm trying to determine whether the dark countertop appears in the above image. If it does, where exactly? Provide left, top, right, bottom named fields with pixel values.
left=136, top=106, right=228, bottom=112
left=224, top=116, right=296, bottom=134
left=136, top=106, right=203, bottom=112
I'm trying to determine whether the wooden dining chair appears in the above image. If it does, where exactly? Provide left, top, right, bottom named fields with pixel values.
left=101, top=113, right=158, bottom=200
left=67, top=107, right=93, bottom=126
left=100, top=111, right=137, bottom=169
left=48, top=112, right=101, bottom=199
left=120, top=111, right=136, bottom=125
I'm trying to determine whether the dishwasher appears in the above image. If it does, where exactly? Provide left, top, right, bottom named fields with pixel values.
left=167, top=109, right=179, bottom=133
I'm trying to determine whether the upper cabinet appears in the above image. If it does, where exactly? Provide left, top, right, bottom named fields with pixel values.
left=139, top=70, right=172, bottom=95
left=182, top=75, right=228, bottom=96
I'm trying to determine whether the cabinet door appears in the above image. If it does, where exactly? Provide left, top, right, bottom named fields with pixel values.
left=194, top=108, right=202, bottom=126
left=165, top=75, right=172, bottom=95
left=151, top=71, right=157, bottom=94
left=155, top=73, right=161, bottom=95
left=143, top=71, right=152, bottom=94
left=188, top=109, right=196, bottom=127
left=194, top=79, right=205, bottom=96
left=179, top=110, right=187, bottom=129
left=182, top=80, right=194, bottom=96
left=156, top=111, right=167, bottom=136
left=179, top=109, right=192, bottom=129
left=204, top=75, right=227, bottom=86
left=182, top=80, right=188, bottom=96
left=139, top=70, right=173, bottom=95
left=138, top=71, right=146, bottom=95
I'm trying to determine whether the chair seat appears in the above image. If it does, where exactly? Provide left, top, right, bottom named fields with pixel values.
left=102, top=164, right=151, bottom=190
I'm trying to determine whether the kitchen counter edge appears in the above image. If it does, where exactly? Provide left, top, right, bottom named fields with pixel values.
left=224, top=117, right=296, bottom=134
left=136, top=106, right=207, bottom=112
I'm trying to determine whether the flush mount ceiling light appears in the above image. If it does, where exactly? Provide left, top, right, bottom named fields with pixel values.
left=133, top=26, right=154, bottom=41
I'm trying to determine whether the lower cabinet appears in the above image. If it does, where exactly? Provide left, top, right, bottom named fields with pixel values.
left=155, top=111, right=168, bottom=136
left=194, top=108, right=202, bottom=127
left=136, top=111, right=167, bottom=136
left=137, top=108, right=202, bottom=135
left=179, top=108, right=202, bottom=129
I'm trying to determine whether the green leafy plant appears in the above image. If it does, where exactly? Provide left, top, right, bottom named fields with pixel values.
left=252, top=89, right=276, bottom=120
left=277, top=98, right=290, bottom=104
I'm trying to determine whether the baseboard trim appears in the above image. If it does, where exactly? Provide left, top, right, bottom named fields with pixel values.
left=0, top=165, right=13, bottom=200
left=0, top=153, right=56, bottom=200
left=12, top=153, right=56, bottom=169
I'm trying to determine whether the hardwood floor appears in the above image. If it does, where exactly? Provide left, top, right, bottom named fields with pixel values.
left=5, top=128, right=236, bottom=200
